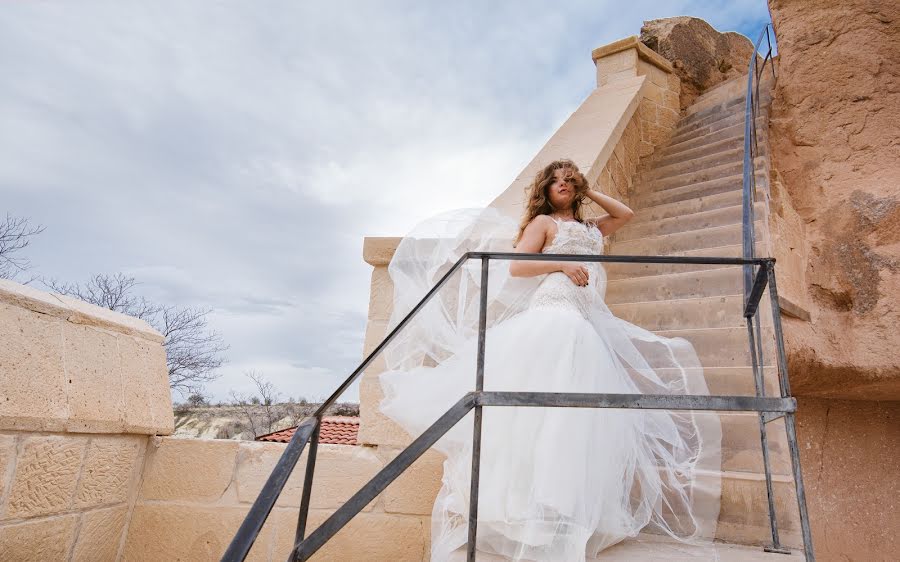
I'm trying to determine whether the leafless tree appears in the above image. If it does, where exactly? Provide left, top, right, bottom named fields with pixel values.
left=46, top=273, right=228, bottom=397
left=229, top=370, right=284, bottom=438
left=0, top=214, right=45, bottom=283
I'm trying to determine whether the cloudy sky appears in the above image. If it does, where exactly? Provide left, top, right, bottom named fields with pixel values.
left=1, top=1, right=770, bottom=403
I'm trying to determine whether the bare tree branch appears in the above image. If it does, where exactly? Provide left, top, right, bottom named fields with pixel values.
left=47, top=273, right=228, bottom=397
left=0, top=214, right=45, bottom=283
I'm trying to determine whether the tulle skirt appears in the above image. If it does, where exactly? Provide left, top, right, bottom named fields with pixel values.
left=379, top=304, right=721, bottom=561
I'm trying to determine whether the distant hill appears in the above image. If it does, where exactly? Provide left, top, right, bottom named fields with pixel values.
left=172, top=401, right=360, bottom=440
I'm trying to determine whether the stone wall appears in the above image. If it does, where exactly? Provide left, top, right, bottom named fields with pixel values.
left=766, top=0, right=900, bottom=399
left=795, top=398, right=898, bottom=561
left=764, top=2, right=900, bottom=560
left=0, top=279, right=172, bottom=561
left=120, top=437, right=442, bottom=561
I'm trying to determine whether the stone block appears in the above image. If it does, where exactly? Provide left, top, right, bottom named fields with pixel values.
left=649, top=64, right=669, bottom=88
left=377, top=447, right=445, bottom=515
left=63, top=323, right=125, bottom=433
left=138, top=437, right=238, bottom=502
left=6, top=435, right=87, bottom=519
left=269, top=508, right=428, bottom=562
left=657, top=106, right=680, bottom=130
left=358, top=374, right=415, bottom=447
left=122, top=504, right=269, bottom=562
left=598, top=67, right=638, bottom=87
left=72, top=505, right=128, bottom=562
left=0, top=513, right=78, bottom=562
left=0, top=303, right=68, bottom=432
left=638, top=97, right=657, bottom=122
left=74, top=435, right=144, bottom=509
left=639, top=140, right=655, bottom=157
left=119, top=335, right=173, bottom=435
left=643, top=82, right=665, bottom=104
left=363, top=237, right=401, bottom=267
left=667, top=71, right=681, bottom=93
left=641, top=120, right=672, bottom=148
left=0, top=435, right=15, bottom=505
left=362, top=319, right=389, bottom=375
left=367, top=266, right=395, bottom=322
left=54, top=293, right=163, bottom=344
left=663, top=89, right=680, bottom=112
left=234, top=441, right=381, bottom=511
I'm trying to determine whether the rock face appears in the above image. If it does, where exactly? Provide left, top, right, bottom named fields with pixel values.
left=767, top=0, right=900, bottom=399
left=640, top=17, right=756, bottom=109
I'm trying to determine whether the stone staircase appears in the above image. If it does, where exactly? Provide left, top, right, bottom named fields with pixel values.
left=602, top=74, right=802, bottom=549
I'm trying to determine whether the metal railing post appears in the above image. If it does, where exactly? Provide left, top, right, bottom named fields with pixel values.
left=766, top=262, right=815, bottom=561
left=292, top=419, right=321, bottom=561
left=747, top=310, right=788, bottom=553
left=467, top=257, right=490, bottom=561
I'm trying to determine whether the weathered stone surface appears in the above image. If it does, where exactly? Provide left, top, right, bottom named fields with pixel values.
left=64, top=322, right=125, bottom=432
left=0, top=435, right=16, bottom=505
left=367, top=266, right=395, bottom=322
left=6, top=435, right=87, bottom=519
left=0, top=302, right=68, bottom=432
left=72, top=505, right=128, bottom=562
left=0, top=513, right=79, bottom=562
left=796, top=398, right=899, bottom=561
left=0, top=279, right=162, bottom=343
left=138, top=437, right=237, bottom=502
left=74, top=435, right=144, bottom=509
left=269, top=508, right=428, bottom=562
left=363, top=237, right=401, bottom=267
left=121, top=504, right=269, bottom=562
left=234, top=441, right=381, bottom=511
left=767, top=0, right=900, bottom=399
left=377, top=447, right=444, bottom=515
left=641, top=17, right=755, bottom=109
left=119, top=334, right=174, bottom=435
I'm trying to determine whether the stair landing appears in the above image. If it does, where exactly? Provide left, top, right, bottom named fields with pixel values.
left=450, top=534, right=804, bottom=561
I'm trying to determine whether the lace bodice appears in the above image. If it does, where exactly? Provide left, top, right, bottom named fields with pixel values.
left=527, top=217, right=607, bottom=317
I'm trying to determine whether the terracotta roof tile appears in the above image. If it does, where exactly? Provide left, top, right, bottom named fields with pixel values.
left=256, top=416, right=359, bottom=445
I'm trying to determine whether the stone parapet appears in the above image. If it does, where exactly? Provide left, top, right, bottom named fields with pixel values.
left=120, top=437, right=439, bottom=561
left=0, top=279, right=173, bottom=436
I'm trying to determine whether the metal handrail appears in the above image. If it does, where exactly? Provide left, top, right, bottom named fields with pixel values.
left=739, top=23, right=815, bottom=560
left=223, top=249, right=815, bottom=562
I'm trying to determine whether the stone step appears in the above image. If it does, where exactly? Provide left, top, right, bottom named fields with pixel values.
left=675, top=96, right=770, bottom=139
left=687, top=71, right=776, bottom=117
left=615, top=202, right=767, bottom=242
left=720, top=412, right=791, bottom=475
left=606, top=266, right=745, bottom=304
left=607, top=293, right=774, bottom=331
left=652, top=325, right=776, bottom=369
left=633, top=173, right=765, bottom=208
left=606, top=244, right=747, bottom=280
left=452, top=532, right=804, bottom=561
left=640, top=146, right=751, bottom=183
left=652, top=126, right=766, bottom=167
left=711, top=469, right=802, bottom=547
left=630, top=190, right=761, bottom=225
left=686, top=73, right=757, bottom=116
left=663, top=366, right=780, bottom=397
left=642, top=157, right=765, bottom=193
left=677, top=93, right=749, bottom=128
left=645, top=137, right=768, bottom=179
left=609, top=220, right=765, bottom=256
left=670, top=112, right=767, bottom=147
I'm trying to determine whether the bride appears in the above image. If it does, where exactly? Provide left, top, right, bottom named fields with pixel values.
left=377, top=159, right=722, bottom=561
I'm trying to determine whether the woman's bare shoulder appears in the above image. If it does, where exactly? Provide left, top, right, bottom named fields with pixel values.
left=528, top=214, right=554, bottom=230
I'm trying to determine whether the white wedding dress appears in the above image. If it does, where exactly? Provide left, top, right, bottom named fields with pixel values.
left=378, top=211, right=722, bottom=561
